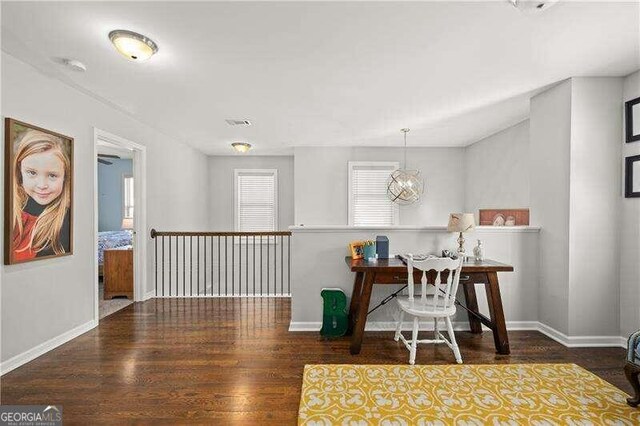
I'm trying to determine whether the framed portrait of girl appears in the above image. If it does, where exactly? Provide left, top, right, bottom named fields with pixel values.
left=4, top=118, right=74, bottom=265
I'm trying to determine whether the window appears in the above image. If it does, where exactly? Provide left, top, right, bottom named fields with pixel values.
left=349, top=162, right=399, bottom=226
left=123, top=175, right=134, bottom=219
left=235, top=169, right=278, bottom=232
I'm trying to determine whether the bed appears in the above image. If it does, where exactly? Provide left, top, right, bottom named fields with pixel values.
left=98, top=230, right=133, bottom=276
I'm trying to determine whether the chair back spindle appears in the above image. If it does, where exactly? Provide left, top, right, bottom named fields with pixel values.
left=406, top=256, right=464, bottom=311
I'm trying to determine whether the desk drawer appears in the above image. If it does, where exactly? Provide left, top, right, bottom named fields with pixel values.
left=373, top=271, right=486, bottom=285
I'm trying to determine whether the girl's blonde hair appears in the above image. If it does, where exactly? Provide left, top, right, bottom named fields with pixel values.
left=12, top=129, right=71, bottom=255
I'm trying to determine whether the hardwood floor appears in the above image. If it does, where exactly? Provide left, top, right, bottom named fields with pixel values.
left=1, top=298, right=630, bottom=424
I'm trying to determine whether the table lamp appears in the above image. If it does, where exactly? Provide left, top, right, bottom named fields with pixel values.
left=447, top=213, right=475, bottom=255
left=121, top=217, right=134, bottom=231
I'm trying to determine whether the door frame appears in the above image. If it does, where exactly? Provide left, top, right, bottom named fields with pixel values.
left=93, top=128, right=148, bottom=323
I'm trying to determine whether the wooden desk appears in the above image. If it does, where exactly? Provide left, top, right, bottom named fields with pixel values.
left=345, top=257, right=514, bottom=355
left=104, top=247, right=133, bottom=300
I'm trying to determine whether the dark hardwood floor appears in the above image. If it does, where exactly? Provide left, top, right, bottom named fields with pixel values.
left=1, top=298, right=630, bottom=424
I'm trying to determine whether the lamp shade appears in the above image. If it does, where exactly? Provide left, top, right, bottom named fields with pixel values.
left=447, top=213, right=475, bottom=233
left=122, top=217, right=134, bottom=230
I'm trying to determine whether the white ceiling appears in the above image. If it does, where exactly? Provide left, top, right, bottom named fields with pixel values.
left=2, top=1, right=639, bottom=155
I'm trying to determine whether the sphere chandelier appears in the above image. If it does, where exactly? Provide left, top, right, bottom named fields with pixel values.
left=386, top=128, right=424, bottom=205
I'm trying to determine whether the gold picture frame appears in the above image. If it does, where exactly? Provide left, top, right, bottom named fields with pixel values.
left=349, top=240, right=365, bottom=260
left=4, top=118, right=74, bottom=265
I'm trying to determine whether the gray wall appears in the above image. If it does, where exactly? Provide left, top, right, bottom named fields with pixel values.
left=290, top=227, right=539, bottom=328
left=530, top=78, right=624, bottom=337
left=568, top=77, right=622, bottom=336
left=620, top=70, right=640, bottom=338
left=530, top=80, right=573, bottom=334
left=1, top=52, right=210, bottom=364
left=294, top=147, right=465, bottom=226
left=464, top=120, right=530, bottom=222
left=98, top=159, right=133, bottom=232
left=208, top=156, right=294, bottom=230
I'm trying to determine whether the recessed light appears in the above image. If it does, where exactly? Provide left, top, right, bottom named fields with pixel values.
left=109, top=30, right=158, bottom=61
left=231, top=142, right=252, bottom=153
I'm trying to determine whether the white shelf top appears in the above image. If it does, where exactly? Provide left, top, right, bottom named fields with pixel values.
left=288, top=225, right=540, bottom=233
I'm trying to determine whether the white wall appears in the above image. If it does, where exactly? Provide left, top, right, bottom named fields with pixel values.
left=464, top=120, right=530, bottom=221
left=620, top=70, right=640, bottom=338
left=1, top=53, right=210, bottom=365
left=208, top=155, right=294, bottom=230
left=568, top=77, right=622, bottom=336
left=529, top=80, right=572, bottom=334
left=294, top=147, right=465, bottom=226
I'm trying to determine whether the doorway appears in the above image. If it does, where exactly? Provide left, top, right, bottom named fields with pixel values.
left=93, top=129, right=147, bottom=322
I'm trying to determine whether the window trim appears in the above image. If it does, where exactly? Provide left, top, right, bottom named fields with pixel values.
left=122, top=173, right=134, bottom=219
left=234, top=168, right=279, bottom=233
left=348, top=161, right=399, bottom=227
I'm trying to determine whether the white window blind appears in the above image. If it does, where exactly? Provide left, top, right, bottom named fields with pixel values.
left=123, top=175, right=134, bottom=219
left=349, top=162, right=399, bottom=226
left=235, top=169, right=278, bottom=232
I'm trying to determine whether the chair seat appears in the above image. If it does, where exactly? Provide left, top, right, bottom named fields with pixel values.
left=396, top=295, right=456, bottom=317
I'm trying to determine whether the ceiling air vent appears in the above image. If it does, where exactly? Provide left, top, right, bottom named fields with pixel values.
left=508, top=0, right=559, bottom=13
left=225, top=119, right=252, bottom=127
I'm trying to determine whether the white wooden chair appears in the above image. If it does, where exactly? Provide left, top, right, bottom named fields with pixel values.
left=394, top=255, right=465, bottom=365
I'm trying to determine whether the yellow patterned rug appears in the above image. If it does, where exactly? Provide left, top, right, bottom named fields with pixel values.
left=298, top=363, right=639, bottom=425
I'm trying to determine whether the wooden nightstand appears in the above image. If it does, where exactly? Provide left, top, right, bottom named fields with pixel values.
left=103, top=246, right=133, bottom=300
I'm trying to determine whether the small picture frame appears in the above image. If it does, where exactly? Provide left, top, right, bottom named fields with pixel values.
left=348, top=241, right=365, bottom=260
left=625, top=155, right=640, bottom=198
left=625, top=96, right=640, bottom=143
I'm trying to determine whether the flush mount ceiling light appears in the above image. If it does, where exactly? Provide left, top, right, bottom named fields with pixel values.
left=387, top=128, right=424, bottom=205
left=231, top=142, right=252, bottom=153
left=108, top=30, right=158, bottom=61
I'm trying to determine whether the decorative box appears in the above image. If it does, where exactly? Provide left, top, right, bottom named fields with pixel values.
left=376, top=236, right=389, bottom=259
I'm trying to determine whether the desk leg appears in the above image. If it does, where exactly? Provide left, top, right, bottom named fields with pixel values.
left=346, top=271, right=364, bottom=336
left=462, top=282, right=483, bottom=334
left=485, top=272, right=510, bottom=355
left=350, top=272, right=375, bottom=355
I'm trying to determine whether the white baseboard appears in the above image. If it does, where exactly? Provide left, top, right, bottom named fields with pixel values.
left=153, top=294, right=291, bottom=298
left=0, top=319, right=97, bottom=376
left=289, top=320, right=539, bottom=333
left=289, top=320, right=625, bottom=348
left=143, top=290, right=156, bottom=301
left=537, top=322, right=626, bottom=348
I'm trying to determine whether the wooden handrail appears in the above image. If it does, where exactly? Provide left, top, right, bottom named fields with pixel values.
left=150, top=229, right=292, bottom=238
